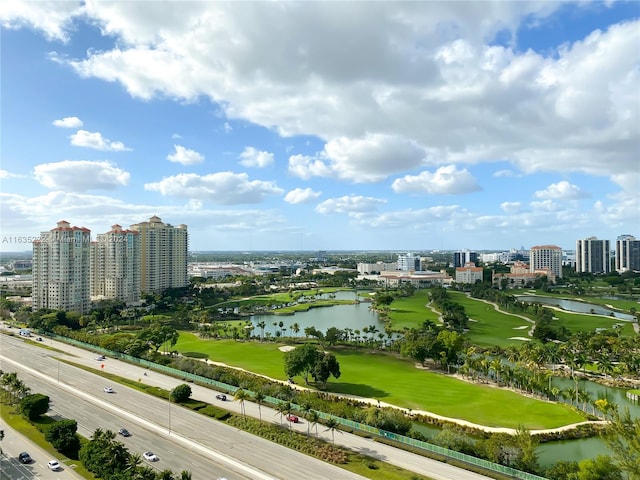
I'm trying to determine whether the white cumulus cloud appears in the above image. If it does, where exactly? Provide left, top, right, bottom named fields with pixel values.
left=284, top=188, right=322, bottom=205
left=392, top=165, right=481, bottom=195
left=167, top=145, right=204, bottom=165
left=316, top=195, right=387, bottom=215
left=534, top=181, right=590, bottom=200
left=70, top=130, right=131, bottom=151
left=52, top=116, right=83, bottom=128
left=239, top=147, right=274, bottom=168
left=33, top=160, right=130, bottom=191
left=144, top=172, right=283, bottom=205
left=500, top=201, right=522, bottom=213
left=289, top=134, right=425, bottom=183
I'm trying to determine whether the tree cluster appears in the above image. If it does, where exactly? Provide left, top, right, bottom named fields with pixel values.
left=283, top=343, right=341, bottom=387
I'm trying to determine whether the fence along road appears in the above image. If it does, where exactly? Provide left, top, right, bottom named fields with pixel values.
left=5, top=330, right=508, bottom=480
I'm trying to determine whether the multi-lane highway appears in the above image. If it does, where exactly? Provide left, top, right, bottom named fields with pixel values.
left=0, top=332, right=493, bottom=480
left=0, top=334, right=366, bottom=480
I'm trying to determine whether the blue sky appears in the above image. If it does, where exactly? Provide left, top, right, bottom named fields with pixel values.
left=1, top=1, right=638, bottom=252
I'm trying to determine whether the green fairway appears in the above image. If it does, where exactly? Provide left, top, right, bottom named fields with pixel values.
left=442, top=291, right=533, bottom=348
left=548, top=309, right=636, bottom=336
left=386, top=293, right=440, bottom=330
left=172, top=333, right=585, bottom=430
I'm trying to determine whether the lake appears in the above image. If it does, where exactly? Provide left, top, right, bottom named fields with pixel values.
left=516, top=295, right=635, bottom=321
left=250, top=290, right=386, bottom=334
left=251, top=290, right=636, bottom=468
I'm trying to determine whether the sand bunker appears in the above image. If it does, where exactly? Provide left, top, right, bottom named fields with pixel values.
left=513, top=325, right=529, bottom=330
left=508, top=336, right=531, bottom=341
left=279, top=345, right=295, bottom=352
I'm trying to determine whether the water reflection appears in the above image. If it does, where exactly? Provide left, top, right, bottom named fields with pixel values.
left=516, top=295, right=635, bottom=321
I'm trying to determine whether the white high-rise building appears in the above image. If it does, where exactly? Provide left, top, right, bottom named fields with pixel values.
left=576, top=237, right=610, bottom=274
left=529, top=245, right=563, bottom=279
left=130, top=216, right=188, bottom=293
left=32, top=220, right=91, bottom=313
left=616, top=235, right=640, bottom=273
left=397, top=252, right=421, bottom=271
left=91, top=224, right=141, bottom=303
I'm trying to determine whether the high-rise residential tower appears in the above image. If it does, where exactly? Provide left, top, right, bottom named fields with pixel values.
left=397, top=252, right=421, bottom=271
left=576, top=237, right=611, bottom=274
left=91, top=224, right=141, bottom=303
left=453, top=250, right=478, bottom=268
left=529, top=245, right=563, bottom=279
left=615, top=235, right=640, bottom=273
left=130, top=216, right=188, bottom=293
left=32, top=220, right=91, bottom=313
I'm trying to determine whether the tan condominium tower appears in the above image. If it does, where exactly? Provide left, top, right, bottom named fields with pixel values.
left=130, top=216, right=188, bottom=294
left=91, top=224, right=141, bottom=303
left=529, top=245, right=563, bottom=279
left=32, top=220, right=91, bottom=313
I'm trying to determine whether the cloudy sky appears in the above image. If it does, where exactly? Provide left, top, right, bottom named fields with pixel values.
left=1, top=1, right=638, bottom=252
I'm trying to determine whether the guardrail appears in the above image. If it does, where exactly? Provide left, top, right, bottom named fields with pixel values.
left=47, top=333, right=548, bottom=480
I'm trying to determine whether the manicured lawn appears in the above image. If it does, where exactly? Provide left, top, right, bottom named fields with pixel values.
left=386, top=293, right=440, bottom=330
left=449, top=291, right=533, bottom=348
left=548, top=310, right=636, bottom=336
left=172, top=334, right=585, bottom=430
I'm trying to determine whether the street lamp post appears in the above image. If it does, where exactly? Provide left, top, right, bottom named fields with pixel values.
left=168, top=396, right=171, bottom=435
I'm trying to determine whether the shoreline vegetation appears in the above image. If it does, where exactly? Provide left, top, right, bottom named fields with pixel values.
left=3, top=278, right=639, bottom=479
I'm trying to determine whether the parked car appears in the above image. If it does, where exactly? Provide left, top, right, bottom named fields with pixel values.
left=18, top=452, right=32, bottom=464
left=36, top=337, right=43, bottom=341
left=103, top=386, right=114, bottom=393
left=118, top=428, right=131, bottom=437
left=143, top=451, right=159, bottom=462
left=215, top=394, right=227, bottom=401
left=48, top=460, right=61, bottom=471
left=286, top=414, right=299, bottom=423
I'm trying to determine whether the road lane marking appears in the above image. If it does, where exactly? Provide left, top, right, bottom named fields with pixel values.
left=0, top=354, right=275, bottom=480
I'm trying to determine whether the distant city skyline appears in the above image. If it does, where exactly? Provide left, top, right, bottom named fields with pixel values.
left=1, top=2, right=638, bottom=251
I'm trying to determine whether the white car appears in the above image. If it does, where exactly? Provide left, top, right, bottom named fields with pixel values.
left=103, top=386, right=114, bottom=393
left=143, top=451, right=158, bottom=462
left=48, top=460, right=61, bottom=471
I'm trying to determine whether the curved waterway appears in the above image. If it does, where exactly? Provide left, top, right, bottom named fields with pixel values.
left=250, top=290, right=636, bottom=468
left=515, top=295, right=635, bottom=321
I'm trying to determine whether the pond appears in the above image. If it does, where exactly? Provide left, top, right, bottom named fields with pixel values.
left=516, top=295, right=635, bottom=321
left=250, top=290, right=386, bottom=334
left=250, top=290, right=635, bottom=468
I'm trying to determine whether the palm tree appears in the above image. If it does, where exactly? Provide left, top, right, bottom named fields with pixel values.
left=308, top=410, right=320, bottom=436
left=275, top=401, right=292, bottom=427
left=300, top=401, right=313, bottom=436
left=234, top=388, right=249, bottom=421
left=324, top=418, right=339, bottom=444
left=253, top=390, right=266, bottom=423
left=257, top=321, right=266, bottom=341
left=180, top=471, right=193, bottom=480
left=292, top=322, right=300, bottom=338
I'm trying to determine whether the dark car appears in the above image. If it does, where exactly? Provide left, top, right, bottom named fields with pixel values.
left=18, top=452, right=32, bottom=464
left=118, top=428, right=131, bottom=437
left=215, top=393, right=227, bottom=401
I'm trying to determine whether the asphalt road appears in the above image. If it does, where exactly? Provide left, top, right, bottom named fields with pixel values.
left=0, top=334, right=366, bottom=480
left=1, top=423, right=84, bottom=480
left=0, top=332, right=493, bottom=480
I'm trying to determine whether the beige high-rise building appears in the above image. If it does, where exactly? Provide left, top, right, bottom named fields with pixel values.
left=91, top=224, right=141, bottom=303
left=32, top=220, right=91, bottom=313
left=130, top=216, right=188, bottom=294
left=529, top=245, right=563, bottom=279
